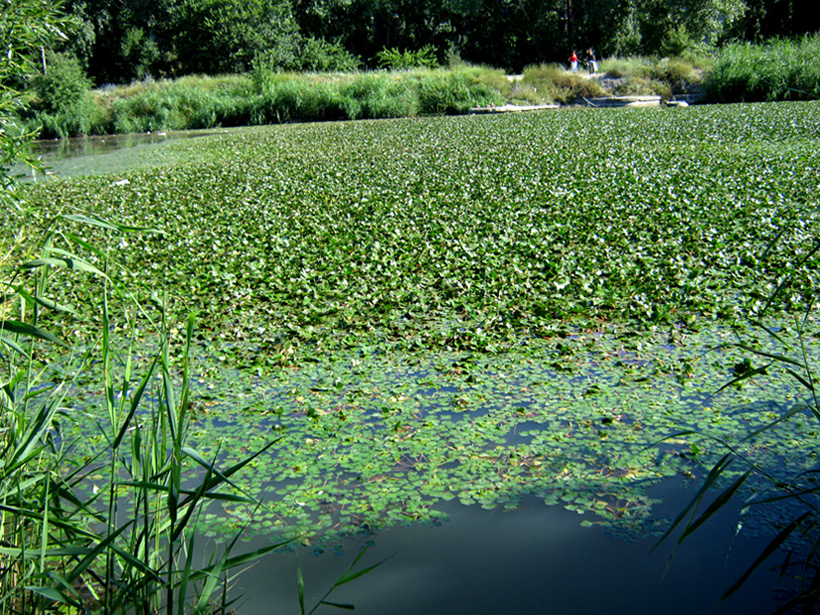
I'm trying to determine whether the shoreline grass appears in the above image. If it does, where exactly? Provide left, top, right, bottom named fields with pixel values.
left=703, top=34, right=820, bottom=103
left=20, top=36, right=820, bottom=139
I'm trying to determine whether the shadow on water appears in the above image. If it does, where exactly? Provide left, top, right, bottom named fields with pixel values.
left=224, top=481, right=793, bottom=615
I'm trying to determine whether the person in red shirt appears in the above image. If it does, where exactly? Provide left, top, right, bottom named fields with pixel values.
left=569, top=51, right=579, bottom=72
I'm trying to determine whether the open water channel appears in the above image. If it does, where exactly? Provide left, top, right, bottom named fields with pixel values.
left=33, top=132, right=812, bottom=614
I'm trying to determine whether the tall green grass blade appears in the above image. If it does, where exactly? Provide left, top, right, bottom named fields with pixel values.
left=8, top=283, right=75, bottom=315
left=711, top=363, right=772, bottom=397
left=24, top=585, right=79, bottom=608
left=0, top=333, right=31, bottom=359
left=678, top=469, right=752, bottom=541
left=181, top=438, right=279, bottom=501
left=0, top=546, right=93, bottom=558
left=0, top=320, right=65, bottom=346
left=22, top=255, right=106, bottom=278
left=331, top=546, right=389, bottom=588
left=732, top=344, right=808, bottom=370
left=4, top=398, right=62, bottom=474
left=63, top=213, right=164, bottom=235
left=178, top=532, right=196, bottom=615
left=189, top=538, right=294, bottom=581
left=739, top=403, right=809, bottom=443
left=298, top=559, right=306, bottom=615
left=304, top=546, right=391, bottom=615
left=193, top=532, right=242, bottom=615
left=721, top=511, right=811, bottom=601
left=112, top=355, right=158, bottom=450
left=653, top=453, right=734, bottom=551
left=117, top=480, right=256, bottom=503
left=760, top=238, right=820, bottom=315
left=170, top=465, right=215, bottom=543
left=319, top=600, right=356, bottom=610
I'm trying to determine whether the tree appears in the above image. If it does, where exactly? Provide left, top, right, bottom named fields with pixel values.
left=573, top=0, right=746, bottom=56
left=168, top=0, right=302, bottom=74
left=447, top=0, right=566, bottom=70
left=1, top=0, right=70, bottom=209
left=734, top=0, right=820, bottom=40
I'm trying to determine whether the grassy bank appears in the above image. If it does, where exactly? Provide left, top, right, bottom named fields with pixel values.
left=19, top=36, right=820, bottom=139
left=23, top=66, right=510, bottom=138
left=704, top=34, right=820, bottom=102
left=22, top=58, right=708, bottom=138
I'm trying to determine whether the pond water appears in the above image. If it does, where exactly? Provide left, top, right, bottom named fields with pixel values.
left=21, top=130, right=224, bottom=179
left=224, top=483, right=793, bottom=615
left=42, top=130, right=817, bottom=615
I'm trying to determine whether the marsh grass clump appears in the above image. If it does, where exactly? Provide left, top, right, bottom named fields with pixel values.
left=414, top=67, right=506, bottom=114
left=704, top=34, right=820, bottom=103
left=521, top=64, right=605, bottom=104
left=0, top=299, right=284, bottom=614
left=24, top=67, right=509, bottom=137
left=599, top=55, right=706, bottom=97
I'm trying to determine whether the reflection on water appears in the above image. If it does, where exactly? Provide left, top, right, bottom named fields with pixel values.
left=19, top=130, right=223, bottom=179
left=30, top=132, right=173, bottom=161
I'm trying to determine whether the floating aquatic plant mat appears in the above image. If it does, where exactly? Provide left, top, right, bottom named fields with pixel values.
left=63, top=320, right=818, bottom=547
left=19, top=100, right=820, bottom=547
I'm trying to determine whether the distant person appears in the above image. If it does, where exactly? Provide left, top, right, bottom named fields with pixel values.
left=586, top=48, right=597, bottom=74
left=569, top=51, right=579, bottom=72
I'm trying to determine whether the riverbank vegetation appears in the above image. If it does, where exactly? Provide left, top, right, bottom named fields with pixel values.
left=5, top=0, right=818, bottom=138
left=15, top=33, right=820, bottom=139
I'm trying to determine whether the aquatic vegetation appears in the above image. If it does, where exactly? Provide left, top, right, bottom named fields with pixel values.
left=12, top=100, right=820, bottom=554
left=23, top=101, right=820, bottom=356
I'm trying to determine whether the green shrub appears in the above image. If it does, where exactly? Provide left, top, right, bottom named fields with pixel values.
left=299, top=37, right=363, bottom=73
left=600, top=55, right=706, bottom=96
left=31, top=51, right=91, bottom=115
left=120, top=26, right=160, bottom=81
left=375, top=45, right=439, bottom=70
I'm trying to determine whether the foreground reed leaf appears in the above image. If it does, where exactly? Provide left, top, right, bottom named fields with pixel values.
left=23, top=585, right=80, bottom=609
left=63, top=213, right=164, bottom=235
left=653, top=453, right=735, bottom=551
left=722, top=511, right=811, bottom=602
left=0, top=319, right=64, bottom=346
left=22, top=255, right=105, bottom=278
left=677, top=468, right=752, bottom=542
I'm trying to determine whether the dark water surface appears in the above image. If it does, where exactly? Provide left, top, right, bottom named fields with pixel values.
left=226, top=482, right=790, bottom=615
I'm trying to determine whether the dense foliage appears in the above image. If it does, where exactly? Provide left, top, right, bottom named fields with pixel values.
left=46, top=0, right=820, bottom=85
left=704, top=34, right=820, bottom=102
left=22, top=101, right=820, bottom=358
